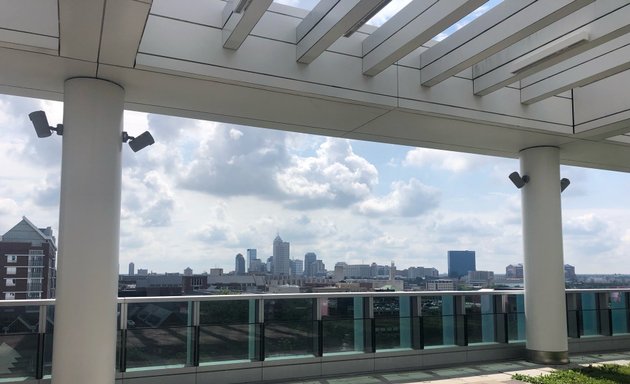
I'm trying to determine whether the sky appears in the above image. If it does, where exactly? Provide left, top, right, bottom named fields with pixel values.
left=2, top=94, right=630, bottom=276
left=1, top=0, right=629, bottom=276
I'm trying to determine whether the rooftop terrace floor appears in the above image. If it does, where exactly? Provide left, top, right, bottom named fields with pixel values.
left=283, top=351, right=630, bottom=384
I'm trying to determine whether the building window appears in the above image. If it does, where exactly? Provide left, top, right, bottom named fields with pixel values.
left=4, top=292, right=15, bottom=300
left=5, top=279, right=15, bottom=287
left=6, top=267, right=16, bottom=275
left=29, top=250, right=43, bottom=255
left=6, top=255, right=17, bottom=263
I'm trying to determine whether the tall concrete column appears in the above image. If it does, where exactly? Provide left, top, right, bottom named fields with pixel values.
left=52, top=78, right=124, bottom=384
left=520, top=146, right=568, bottom=364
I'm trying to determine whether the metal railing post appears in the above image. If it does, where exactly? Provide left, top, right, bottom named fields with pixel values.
left=119, top=301, right=127, bottom=373
left=36, top=304, right=47, bottom=379
left=454, top=295, right=467, bottom=347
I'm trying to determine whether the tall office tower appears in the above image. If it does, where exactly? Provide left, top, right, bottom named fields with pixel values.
left=273, top=235, right=290, bottom=276
left=564, top=264, right=576, bottom=280
left=266, top=256, right=274, bottom=274
left=128, top=262, right=135, bottom=276
left=246, top=249, right=257, bottom=272
left=447, top=250, right=476, bottom=278
left=235, top=253, right=246, bottom=275
left=0, top=217, right=57, bottom=300
left=304, top=252, right=317, bottom=277
left=312, top=260, right=326, bottom=276
left=291, top=259, right=303, bottom=276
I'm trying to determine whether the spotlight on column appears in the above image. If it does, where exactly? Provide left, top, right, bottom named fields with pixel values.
left=28, top=111, right=63, bottom=138
left=122, top=131, right=155, bottom=152
left=560, top=178, right=571, bottom=192
left=508, top=171, right=529, bottom=189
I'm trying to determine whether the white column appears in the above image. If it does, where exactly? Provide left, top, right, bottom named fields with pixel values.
left=52, top=78, right=124, bottom=383
left=520, top=146, right=568, bottom=364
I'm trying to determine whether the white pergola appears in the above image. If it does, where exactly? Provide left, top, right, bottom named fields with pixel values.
left=2, top=0, right=630, bottom=382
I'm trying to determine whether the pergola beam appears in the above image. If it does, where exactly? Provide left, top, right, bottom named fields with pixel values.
left=473, top=2, right=630, bottom=96
left=362, top=0, right=485, bottom=77
left=420, top=0, right=594, bottom=87
left=297, top=0, right=390, bottom=64
left=222, top=0, right=273, bottom=50
left=520, top=34, right=630, bottom=105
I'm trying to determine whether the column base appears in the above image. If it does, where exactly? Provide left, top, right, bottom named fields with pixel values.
left=526, top=349, right=569, bottom=365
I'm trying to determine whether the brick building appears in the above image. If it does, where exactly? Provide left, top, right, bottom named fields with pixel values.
left=0, top=217, right=57, bottom=299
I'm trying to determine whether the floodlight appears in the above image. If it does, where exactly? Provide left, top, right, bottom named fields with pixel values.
left=509, top=171, right=530, bottom=189
left=122, top=131, right=155, bottom=152
left=560, top=178, right=570, bottom=192
left=29, top=111, right=63, bottom=138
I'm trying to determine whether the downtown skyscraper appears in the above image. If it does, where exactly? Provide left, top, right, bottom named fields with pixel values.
left=273, top=234, right=290, bottom=276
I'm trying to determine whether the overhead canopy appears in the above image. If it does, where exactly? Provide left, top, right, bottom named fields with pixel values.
left=1, top=0, right=630, bottom=171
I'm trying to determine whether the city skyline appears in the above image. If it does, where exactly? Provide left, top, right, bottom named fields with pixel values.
left=1, top=93, right=630, bottom=275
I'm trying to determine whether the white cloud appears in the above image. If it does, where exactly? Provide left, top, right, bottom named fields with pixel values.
left=356, top=178, right=440, bottom=217
left=0, top=198, right=18, bottom=216
left=403, top=147, right=488, bottom=173
left=179, top=124, right=288, bottom=198
left=366, top=0, right=413, bottom=27
left=32, top=173, right=60, bottom=207
left=278, top=138, right=378, bottom=209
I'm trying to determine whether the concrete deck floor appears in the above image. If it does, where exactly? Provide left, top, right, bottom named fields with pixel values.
left=284, top=352, right=630, bottom=384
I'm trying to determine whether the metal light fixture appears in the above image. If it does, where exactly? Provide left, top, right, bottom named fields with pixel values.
left=560, top=178, right=570, bottom=192
left=29, top=111, right=63, bottom=138
left=509, top=171, right=529, bottom=189
left=122, top=131, right=155, bottom=152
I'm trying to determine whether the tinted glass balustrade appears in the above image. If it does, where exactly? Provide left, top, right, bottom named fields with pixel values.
left=0, top=306, right=40, bottom=380
left=264, top=298, right=316, bottom=359
left=0, top=289, right=628, bottom=380
left=322, top=297, right=365, bottom=355
left=198, top=299, right=258, bottom=364
left=124, top=301, right=192, bottom=370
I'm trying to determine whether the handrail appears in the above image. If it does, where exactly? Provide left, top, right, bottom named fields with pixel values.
left=0, top=288, right=628, bottom=306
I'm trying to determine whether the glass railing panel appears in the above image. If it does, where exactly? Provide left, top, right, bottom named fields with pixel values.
left=322, top=318, right=361, bottom=354
left=373, top=296, right=412, bottom=351
left=421, top=295, right=455, bottom=348
left=264, top=298, right=313, bottom=322
left=374, top=316, right=413, bottom=351
left=507, top=313, right=525, bottom=342
left=43, top=305, right=54, bottom=377
left=0, top=306, right=40, bottom=381
left=0, top=333, right=38, bottom=380
left=199, top=323, right=257, bottom=364
left=200, top=300, right=249, bottom=324
left=466, top=295, right=496, bottom=344
left=580, top=293, right=598, bottom=337
left=480, top=295, right=495, bottom=343
left=567, top=309, right=580, bottom=338
left=127, top=301, right=190, bottom=328
left=322, top=297, right=364, bottom=355
left=506, top=294, right=525, bottom=342
left=264, top=320, right=316, bottom=359
left=199, top=299, right=257, bottom=364
left=125, top=326, right=190, bottom=370
left=264, top=298, right=315, bottom=359
left=610, top=292, right=629, bottom=335
left=125, top=300, right=193, bottom=370
left=0, top=306, right=40, bottom=333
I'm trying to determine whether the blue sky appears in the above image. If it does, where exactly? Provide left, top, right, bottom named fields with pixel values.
left=1, top=93, right=629, bottom=276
